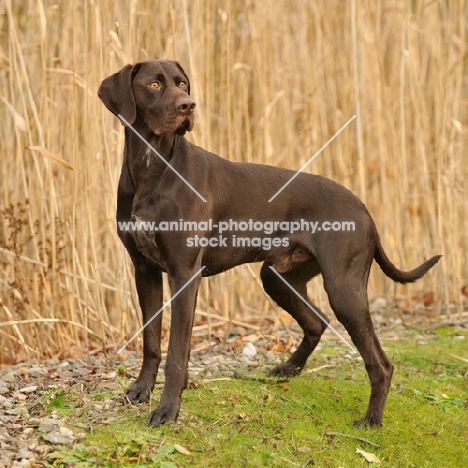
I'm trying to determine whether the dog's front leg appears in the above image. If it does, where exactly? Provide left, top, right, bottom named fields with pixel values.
left=126, top=262, right=164, bottom=404
left=147, top=269, right=201, bottom=426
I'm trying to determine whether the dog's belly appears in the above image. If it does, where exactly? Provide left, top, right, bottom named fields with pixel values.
left=201, top=242, right=315, bottom=276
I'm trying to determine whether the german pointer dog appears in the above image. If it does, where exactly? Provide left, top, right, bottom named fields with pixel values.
left=98, top=59, right=440, bottom=427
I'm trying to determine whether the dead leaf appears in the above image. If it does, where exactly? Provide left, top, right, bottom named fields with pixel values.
left=46, top=68, right=94, bottom=96
left=423, top=291, right=435, bottom=307
left=174, top=443, right=191, bottom=455
left=406, top=203, right=422, bottom=216
left=269, top=342, right=285, bottom=352
left=1, top=98, right=27, bottom=132
left=356, top=448, right=381, bottom=463
left=117, top=352, right=128, bottom=361
left=285, top=335, right=294, bottom=351
left=296, top=446, right=312, bottom=454
left=461, top=285, right=468, bottom=297
left=26, top=146, right=74, bottom=170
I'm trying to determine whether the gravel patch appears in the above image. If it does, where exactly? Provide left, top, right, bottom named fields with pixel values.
left=0, top=333, right=292, bottom=467
left=1, top=310, right=465, bottom=467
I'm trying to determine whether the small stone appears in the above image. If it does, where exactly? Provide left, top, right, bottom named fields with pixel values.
left=6, top=407, right=29, bottom=416
left=59, top=427, right=74, bottom=437
left=101, top=372, right=116, bottom=379
left=25, top=368, right=48, bottom=377
left=18, top=386, right=38, bottom=394
left=3, top=399, right=15, bottom=408
left=370, top=297, right=387, bottom=310
left=202, top=356, right=218, bottom=365
left=72, top=368, right=92, bottom=377
left=1, top=372, right=17, bottom=383
left=12, top=460, right=32, bottom=468
left=12, top=392, right=27, bottom=401
left=38, top=423, right=58, bottom=434
left=104, top=399, right=114, bottom=410
left=0, top=452, right=15, bottom=468
left=38, top=418, right=63, bottom=434
left=42, top=427, right=74, bottom=445
left=44, top=359, right=60, bottom=366
left=34, top=444, right=51, bottom=455
left=242, top=342, right=257, bottom=358
left=27, top=440, right=38, bottom=451
left=264, top=351, right=281, bottom=362
left=0, top=383, right=9, bottom=394
left=15, top=448, right=34, bottom=460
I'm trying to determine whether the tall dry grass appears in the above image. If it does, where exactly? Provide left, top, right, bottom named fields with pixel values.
left=0, top=0, right=466, bottom=363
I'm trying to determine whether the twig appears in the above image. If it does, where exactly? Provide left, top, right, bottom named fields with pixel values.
left=198, top=377, right=233, bottom=384
left=304, top=364, right=334, bottom=374
left=195, top=308, right=263, bottom=331
left=323, top=431, right=381, bottom=448
left=233, top=372, right=290, bottom=384
left=445, top=352, right=468, bottom=364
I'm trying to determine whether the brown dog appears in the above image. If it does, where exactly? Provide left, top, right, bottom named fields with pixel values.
left=98, top=60, right=440, bottom=427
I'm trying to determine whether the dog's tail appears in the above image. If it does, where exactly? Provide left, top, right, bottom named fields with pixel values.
left=374, top=234, right=441, bottom=284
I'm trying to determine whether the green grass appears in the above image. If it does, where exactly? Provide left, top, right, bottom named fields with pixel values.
left=45, top=335, right=468, bottom=467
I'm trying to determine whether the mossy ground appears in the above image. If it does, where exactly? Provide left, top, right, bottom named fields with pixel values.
left=46, top=333, right=468, bottom=467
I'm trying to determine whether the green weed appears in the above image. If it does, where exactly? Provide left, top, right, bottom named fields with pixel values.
left=45, top=336, right=468, bottom=467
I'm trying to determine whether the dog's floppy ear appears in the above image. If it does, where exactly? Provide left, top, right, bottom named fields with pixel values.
left=173, top=61, right=191, bottom=95
left=98, top=63, right=140, bottom=126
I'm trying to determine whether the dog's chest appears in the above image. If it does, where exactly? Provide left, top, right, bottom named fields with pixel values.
left=130, top=228, right=166, bottom=271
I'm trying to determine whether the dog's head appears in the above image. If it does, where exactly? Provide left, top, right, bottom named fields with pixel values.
left=98, top=60, right=195, bottom=136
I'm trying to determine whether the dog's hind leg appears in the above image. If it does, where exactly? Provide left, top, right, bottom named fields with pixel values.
left=260, top=261, right=328, bottom=376
left=322, top=270, right=393, bottom=427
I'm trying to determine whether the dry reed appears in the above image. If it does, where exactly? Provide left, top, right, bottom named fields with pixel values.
left=0, top=0, right=466, bottom=364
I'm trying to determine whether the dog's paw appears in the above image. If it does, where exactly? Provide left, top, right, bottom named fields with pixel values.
left=146, top=403, right=180, bottom=427
left=269, top=362, right=303, bottom=377
left=125, top=381, right=153, bottom=404
left=353, top=417, right=382, bottom=428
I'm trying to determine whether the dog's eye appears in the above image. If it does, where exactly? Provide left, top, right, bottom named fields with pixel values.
left=148, top=81, right=160, bottom=89
left=179, top=81, right=188, bottom=89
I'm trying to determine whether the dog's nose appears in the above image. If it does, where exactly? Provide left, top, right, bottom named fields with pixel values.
left=176, top=97, right=196, bottom=115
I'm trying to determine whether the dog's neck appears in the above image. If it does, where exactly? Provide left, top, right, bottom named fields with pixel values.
left=125, top=127, right=177, bottom=164
left=123, top=128, right=190, bottom=198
